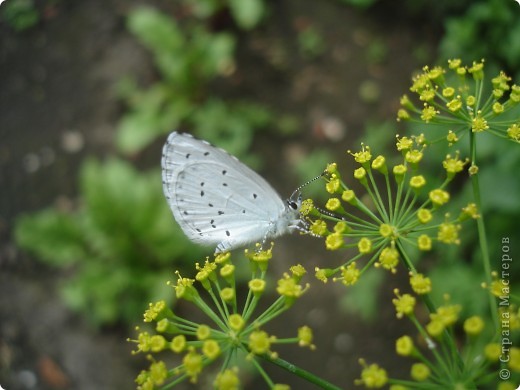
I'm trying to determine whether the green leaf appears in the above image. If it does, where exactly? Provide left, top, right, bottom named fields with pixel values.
left=228, top=0, right=265, bottom=30
left=127, top=7, right=183, bottom=54
left=15, top=209, right=87, bottom=266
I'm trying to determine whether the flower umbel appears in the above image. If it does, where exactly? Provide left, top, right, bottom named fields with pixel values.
left=307, top=137, right=466, bottom=283
left=130, top=246, right=314, bottom=389
left=398, top=60, right=519, bottom=144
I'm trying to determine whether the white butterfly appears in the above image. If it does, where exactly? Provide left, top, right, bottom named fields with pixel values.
left=161, top=132, right=306, bottom=253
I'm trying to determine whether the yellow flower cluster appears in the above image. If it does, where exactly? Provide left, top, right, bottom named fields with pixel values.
left=131, top=246, right=314, bottom=389
left=398, top=59, right=519, bottom=143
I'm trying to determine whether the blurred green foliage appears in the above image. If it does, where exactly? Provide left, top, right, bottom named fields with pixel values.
left=117, top=6, right=273, bottom=159
left=15, top=3, right=278, bottom=327
left=340, top=0, right=520, bottom=78
left=15, top=159, right=207, bottom=326
left=117, top=7, right=235, bottom=154
left=0, top=0, right=39, bottom=31
left=297, top=24, right=326, bottom=59
left=183, top=0, right=266, bottom=30
left=439, top=0, right=520, bottom=78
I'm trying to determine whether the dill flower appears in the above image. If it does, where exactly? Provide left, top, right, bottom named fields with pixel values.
left=326, top=232, right=344, bottom=250
left=375, top=247, right=399, bottom=273
left=326, top=176, right=341, bottom=193
left=484, top=343, right=501, bottom=361
left=437, top=222, right=461, bottom=244
left=395, top=335, right=414, bottom=356
left=249, top=278, right=266, bottom=294
left=392, top=290, right=416, bottom=318
left=248, top=330, right=276, bottom=356
left=430, top=303, right=461, bottom=327
left=463, top=316, right=484, bottom=336
left=214, top=368, right=240, bottom=390
left=409, top=273, right=432, bottom=294
left=307, top=138, right=465, bottom=284
left=508, top=348, right=520, bottom=372
left=310, top=219, right=328, bottom=236
left=336, top=262, right=360, bottom=286
left=429, top=189, right=450, bottom=206
left=297, top=326, right=316, bottom=350
left=399, top=59, right=520, bottom=144
left=358, top=237, right=372, bottom=254
left=355, top=359, right=388, bottom=388
left=130, top=246, right=314, bottom=388
left=410, top=363, right=430, bottom=381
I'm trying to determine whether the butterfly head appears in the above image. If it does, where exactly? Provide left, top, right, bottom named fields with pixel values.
left=286, top=191, right=302, bottom=212
left=287, top=171, right=326, bottom=213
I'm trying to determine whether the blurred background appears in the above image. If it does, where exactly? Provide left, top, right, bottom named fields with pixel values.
left=1, top=0, right=519, bottom=388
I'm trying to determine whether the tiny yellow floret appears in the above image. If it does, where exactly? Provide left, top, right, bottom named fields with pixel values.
left=484, top=343, right=501, bottom=361
left=356, top=360, right=388, bottom=388
left=358, top=237, right=372, bottom=254
left=326, top=177, right=341, bottom=194
left=472, top=113, right=489, bottom=133
left=396, top=136, right=413, bottom=151
left=171, top=335, right=186, bottom=353
left=214, top=368, right=240, bottom=390
left=326, top=232, right=344, bottom=250
left=411, top=363, right=431, bottom=381
left=310, top=220, right=328, bottom=236
left=220, top=287, right=235, bottom=302
left=507, top=123, right=520, bottom=141
left=338, top=262, right=360, bottom=286
left=298, top=326, right=315, bottom=349
left=392, top=291, right=416, bottom=318
left=396, top=335, right=414, bottom=356
left=202, top=339, right=221, bottom=360
left=410, top=175, right=426, bottom=189
left=341, top=189, right=356, bottom=203
left=464, top=315, right=484, bottom=336
left=248, top=330, right=275, bottom=355
left=417, top=234, right=432, bottom=251
left=325, top=198, right=342, bottom=211
left=228, top=314, right=245, bottom=332
left=410, top=273, right=432, bottom=294
left=376, top=247, right=399, bottom=273
left=417, top=208, right=433, bottom=224
left=249, top=278, right=266, bottom=294
left=183, top=348, right=203, bottom=383
left=196, top=324, right=211, bottom=340
left=429, top=189, right=450, bottom=206
left=437, top=222, right=461, bottom=244
left=354, top=167, right=367, bottom=180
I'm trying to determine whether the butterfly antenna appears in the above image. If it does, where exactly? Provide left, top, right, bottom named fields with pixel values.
left=290, top=171, right=327, bottom=199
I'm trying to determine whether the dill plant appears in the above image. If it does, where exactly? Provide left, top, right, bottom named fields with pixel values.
left=130, top=60, right=519, bottom=389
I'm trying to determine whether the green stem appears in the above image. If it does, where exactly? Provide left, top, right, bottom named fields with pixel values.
left=259, top=354, right=343, bottom=390
left=469, top=132, right=499, bottom=330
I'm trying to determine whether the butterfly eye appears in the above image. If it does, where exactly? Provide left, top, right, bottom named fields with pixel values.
left=288, top=200, right=298, bottom=210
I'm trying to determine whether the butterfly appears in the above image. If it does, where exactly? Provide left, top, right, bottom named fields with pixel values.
left=161, top=132, right=310, bottom=253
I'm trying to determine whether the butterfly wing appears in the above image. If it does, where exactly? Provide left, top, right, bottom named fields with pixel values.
left=162, top=132, right=287, bottom=251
